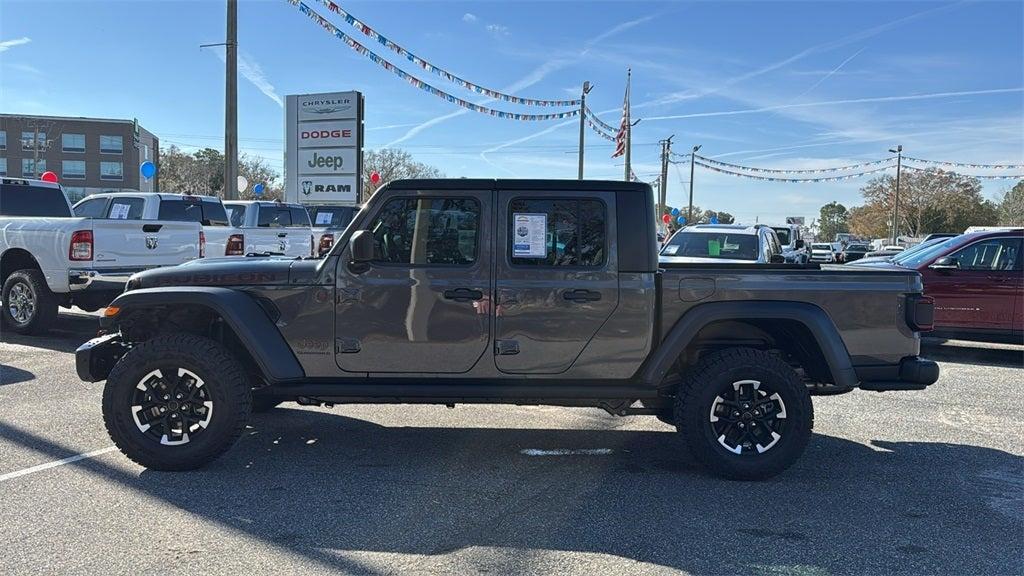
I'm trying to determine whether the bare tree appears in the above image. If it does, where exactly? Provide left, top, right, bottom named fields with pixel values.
left=363, top=149, right=443, bottom=196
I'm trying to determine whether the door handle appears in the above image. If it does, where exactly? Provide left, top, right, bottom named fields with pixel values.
left=278, top=232, right=288, bottom=238
left=563, top=289, right=602, bottom=302
left=142, top=224, right=163, bottom=233
left=443, top=288, right=484, bottom=302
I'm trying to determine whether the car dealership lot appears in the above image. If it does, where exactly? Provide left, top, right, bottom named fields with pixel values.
left=1, top=313, right=1022, bottom=575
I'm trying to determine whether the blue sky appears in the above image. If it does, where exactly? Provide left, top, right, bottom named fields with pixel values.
left=2, top=0, right=1022, bottom=223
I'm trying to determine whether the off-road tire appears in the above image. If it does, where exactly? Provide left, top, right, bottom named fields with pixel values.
left=674, top=348, right=813, bottom=480
left=1, top=269, right=59, bottom=335
left=103, top=334, right=251, bottom=471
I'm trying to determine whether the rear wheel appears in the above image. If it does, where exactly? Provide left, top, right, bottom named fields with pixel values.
left=102, top=334, right=251, bottom=470
left=1, top=269, right=59, bottom=335
left=675, top=348, right=813, bottom=480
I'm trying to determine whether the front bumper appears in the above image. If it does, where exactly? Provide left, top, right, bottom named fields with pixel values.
left=68, top=268, right=145, bottom=292
left=76, top=333, right=126, bottom=382
left=859, top=356, right=940, bottom=392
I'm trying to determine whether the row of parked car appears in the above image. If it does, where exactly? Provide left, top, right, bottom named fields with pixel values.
left=0, top=177, right=357, bottom=334
left=658, top=222, right=1023, bottom=344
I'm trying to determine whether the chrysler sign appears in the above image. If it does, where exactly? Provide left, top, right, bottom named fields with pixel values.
left=286, top=91, right=364, bottom=205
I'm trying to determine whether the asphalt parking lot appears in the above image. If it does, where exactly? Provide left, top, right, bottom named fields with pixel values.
left=1, top=311, right=1022, bottom=575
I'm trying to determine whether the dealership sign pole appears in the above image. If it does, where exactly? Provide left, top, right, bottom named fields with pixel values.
left=285, top=90, right=364, bottom=205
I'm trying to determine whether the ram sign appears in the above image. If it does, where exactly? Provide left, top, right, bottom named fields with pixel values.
left=285, top=91, right=364, bottom=206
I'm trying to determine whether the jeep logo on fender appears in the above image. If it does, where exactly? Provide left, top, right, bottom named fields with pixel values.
left=307, top=152, right=345, bottom=170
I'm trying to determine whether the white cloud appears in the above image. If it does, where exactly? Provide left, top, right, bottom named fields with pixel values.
left=211, top=48, right=283, bottom=108
left=0, top=37, right=31, bottom=53
left=462, top=13, right=477, bottom=23
left=486, top=24, right=510, bottom=37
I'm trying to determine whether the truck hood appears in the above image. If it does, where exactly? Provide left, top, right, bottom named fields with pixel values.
left=129, top=257, right=322, bottom=289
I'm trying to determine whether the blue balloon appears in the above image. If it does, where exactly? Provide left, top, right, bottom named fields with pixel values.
left=253, top=183, right=265, bottom=195
left=139, top=161, right=156, bottom=180
left=710, top=215, right=719, bottom=224
left=670, top=208, right=680, bottom=216
left=676, top=216, right=686, bottom=224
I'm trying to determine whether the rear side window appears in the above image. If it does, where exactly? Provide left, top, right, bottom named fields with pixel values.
left=74, top=197, right=109, bottom=218
left=158, top=198, right=229, bottom=226
left=0, top=184, right=72, bottom=217
left=508, top=198, right=606, bottom=267
left=257, top=207, right=292, bottom=228
left=106, top=197, right=145, bottom=220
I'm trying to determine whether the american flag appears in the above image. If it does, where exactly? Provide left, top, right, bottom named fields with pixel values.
left=611, top=80, right=629, bottom=158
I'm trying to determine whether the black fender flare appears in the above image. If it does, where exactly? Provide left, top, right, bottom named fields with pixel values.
left=640, top=301, right=857, bottom=389
left=105, top=287, right=305, bottom=383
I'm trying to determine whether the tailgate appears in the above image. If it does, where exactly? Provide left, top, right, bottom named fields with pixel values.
left=91, top=220, right=202, bottom=267
left=241, top=227, right=312, bottom=257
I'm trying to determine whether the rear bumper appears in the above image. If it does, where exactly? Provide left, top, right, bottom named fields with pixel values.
left=75, top=333, right=126, bottom=382
left=858, top=356, right=940, bottom=392
left=68, top=267, right=145, bottom=292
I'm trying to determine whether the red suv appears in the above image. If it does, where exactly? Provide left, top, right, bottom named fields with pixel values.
left=887, top=229, right=1023, bottom=343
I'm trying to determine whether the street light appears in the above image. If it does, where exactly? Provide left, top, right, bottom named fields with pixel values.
left=688, top=145, right=702, bottom=222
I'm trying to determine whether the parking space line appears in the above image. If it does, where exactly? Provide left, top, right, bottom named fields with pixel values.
left=520, top=448, right=613, bottom=456
left=0, top=446, right=118, bottom=483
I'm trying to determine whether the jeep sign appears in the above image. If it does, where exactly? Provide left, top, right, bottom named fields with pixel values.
left=286, top=90, right=364, bottom=206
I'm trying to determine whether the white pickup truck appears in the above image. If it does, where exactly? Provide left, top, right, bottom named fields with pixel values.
left=223, top=200, right=314, bottom=258
left=73, top=192, right=238, bottom=257
left=306, top=203, right=359, bottom=256
left=0, top=178, right=203, bottom=334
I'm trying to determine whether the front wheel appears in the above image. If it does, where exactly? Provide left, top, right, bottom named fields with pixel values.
left=102, top=334, right=252, bottom=471
left=675, top=348, right=813, bottom=480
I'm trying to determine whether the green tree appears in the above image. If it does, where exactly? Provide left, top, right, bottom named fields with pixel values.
left=817, top=201, right=849, bottom=241
left=998, top=181, right=1024, bottom=226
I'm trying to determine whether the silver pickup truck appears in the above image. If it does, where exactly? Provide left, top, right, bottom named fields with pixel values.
left=77, top=179, right=938, bottom=480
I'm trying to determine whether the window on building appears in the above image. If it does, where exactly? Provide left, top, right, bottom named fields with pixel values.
left=0, top=158, right=6, bottom=176
left=100, top=161, right=123, bottom=180
left=508, top=198, right=606, bottom=267
left=21, top=131, right=46, bottom=150
left=368, top=197, right=480, bottom=266
left=62, top=133, right=86, bottom=152
left=100, top=135, right=123, bottom=154
left=62, top=160, right=86, bottom=179
left=22, top=158, right=45, bottom=176
left=0, top=131, right=6, bottom=150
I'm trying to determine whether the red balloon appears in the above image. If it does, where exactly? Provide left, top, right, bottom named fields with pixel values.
left=370, top=171, right=381, bottom=185
left=40, top=171, right=59, bottom=183
left=661, top=213, right=671, bottom=224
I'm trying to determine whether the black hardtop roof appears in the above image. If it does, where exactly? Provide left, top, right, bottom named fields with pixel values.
left=384, top=178, right=651, bottom=192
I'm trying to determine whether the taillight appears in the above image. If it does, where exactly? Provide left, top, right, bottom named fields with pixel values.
left=199, top=230, right=206, bottom=258
left=225, top=233, right=244, bottom=256
left=906, top=294, right=935, bottom=332
left=311, top=234, right=315, bottom=257
left=69, top=230, right=93, bottom=261
left=318, top=233, right=334, bottom=256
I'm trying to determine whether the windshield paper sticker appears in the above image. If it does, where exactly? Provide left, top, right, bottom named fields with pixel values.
left=315, top=212, right=334, bottom=225
left=109, top=203, right=131, bottom=219
left=707, top=239, right=721, bottom=256
left=662, top=244, right=679, bottom=255
left=512, top=213, right=547, bottom=258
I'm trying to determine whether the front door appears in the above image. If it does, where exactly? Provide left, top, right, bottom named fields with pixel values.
left=334, top=190, right=492, bottom=373
left=493, top=190, right=619, bottom=374
left=926, top=237, right=1022, bottom=330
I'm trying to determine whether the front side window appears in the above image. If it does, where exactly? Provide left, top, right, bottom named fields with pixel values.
left=509, top=198, right=605, bottom=267
left=63, top=133, right=86, bottom=152
left=22, top=158, right=45, bottom=176
left=369, top=197, right=479, bottom=266
left=106, top=197, right=145, bottom=220
left=100, top=135, right=123, bottom=154
left=62, top=160, right=86, bottom=179
left=948, top=238, right=1022, bottom=271
left=100, top=161, right=123, bottom=180
left=74, top=197, right=109, bottom=218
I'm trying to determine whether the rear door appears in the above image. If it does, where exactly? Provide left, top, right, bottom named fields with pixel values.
left=493, top=190, right=619, bottom=374
left=926, top=236, right=1022, bottom=330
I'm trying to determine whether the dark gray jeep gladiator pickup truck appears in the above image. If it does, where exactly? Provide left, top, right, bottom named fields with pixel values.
left=77, top=179, right=939, bottom=479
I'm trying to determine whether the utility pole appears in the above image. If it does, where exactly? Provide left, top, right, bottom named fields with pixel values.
left=224, top=0, right=239, bottom=199
left=688, top=144, right=701, bottom=223
left=658, top=135, right=673, bottom=219
left=32, top=126, right=40, bottom=177
left=623, top=69, right=631, bottom=181
left=577, top=81, right=592, bottom=180
left=889, top=145, right=903, bottom=245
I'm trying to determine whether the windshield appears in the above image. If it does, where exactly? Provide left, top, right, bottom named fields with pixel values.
left=811, top=244, right=831, bottom=250
left=895, top=238, right=958, bottom=268
left=662, top=232, right=759, bottom=260
left=846, top=244, right=870, bottom=251
left=0, top=184, right=72, bottom=217
left=771, top=227, right=791, bottom=245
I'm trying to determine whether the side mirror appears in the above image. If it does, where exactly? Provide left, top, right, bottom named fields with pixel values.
left=929, top=256, right=958, bottom=270
left=349, top=230, right=374, bottom=263
left=769, top=254, right=786, bottom=264
left=794, top=239, right=805, bottom=249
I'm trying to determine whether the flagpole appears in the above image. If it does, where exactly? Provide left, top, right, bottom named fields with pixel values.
left=623, top=68, right=631, bottom=182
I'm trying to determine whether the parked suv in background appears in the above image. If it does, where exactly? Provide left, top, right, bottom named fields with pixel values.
left=839, top=243, right=871, bottom=263
left=660, top=224, right=784, bottom=263
left=808, top=243, right=836, bottom=263
left=307, top=204, right=359, bottom=257
left=770, top=224, right=808, bottom=263
left=863, top=228, right=1023, bottom=343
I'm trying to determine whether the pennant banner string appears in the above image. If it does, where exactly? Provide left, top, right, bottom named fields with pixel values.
left=288, top=1, right=579, bottom=121
left=903, top=165, right=1024, bottom=179
left=695, top=154, right=894, bottom=174
left=585, top=106, right=618, bottom=133
left=695, top=161, right=894, bottom=182
left=902, top=156, right=1024, bottom=170
left=316, top=0, right=580, bottom=107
